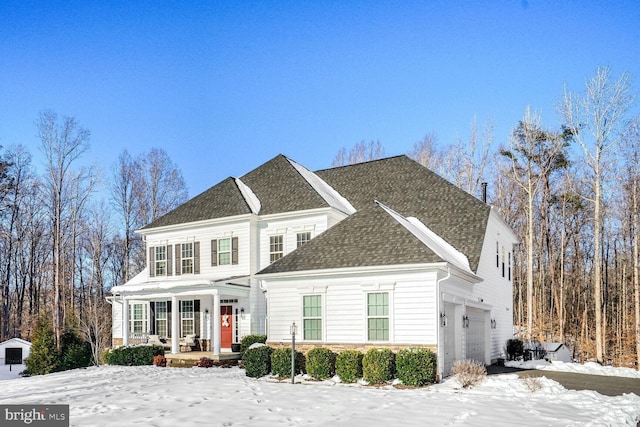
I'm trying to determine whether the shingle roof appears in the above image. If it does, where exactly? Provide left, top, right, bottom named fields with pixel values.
left=141, top=177, right=251, bottom=229
left=240, top=155, right=329, bottom=215
left=314, top=155, right=490, bottom=272
left=258, top=203, right=444, bottom=274
left=141, top=155, right=330, bottom=229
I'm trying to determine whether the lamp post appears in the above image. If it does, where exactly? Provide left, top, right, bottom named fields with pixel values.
left=290, top=322, right=297, bottom=384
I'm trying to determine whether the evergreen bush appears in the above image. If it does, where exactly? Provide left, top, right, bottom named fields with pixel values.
left=362, top=348, right=395, bottom=384
left=240, top=335, right=267, bottom=357
left=57, top=329, right=93, bottom=371
left=335, top=350, right=363, bottom=383
left=104, top=345, right=165, bottom=366
left=25, top=318, right=58, bottom=375
left=271, top=347, right=304, bottom=377
left=396, top=348, right=437, bottom=386
left=306, top=347, right=336, bottom=380
left=243, top=345, right=272, bottom=378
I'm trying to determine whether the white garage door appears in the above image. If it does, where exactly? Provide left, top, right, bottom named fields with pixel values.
left=442, top=302, right=457, bottom=376
left=465, top=307, right=486, bottom=364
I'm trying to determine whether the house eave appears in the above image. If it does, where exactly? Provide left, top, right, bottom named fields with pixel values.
left=258, top=206, right=348, bottom=222
left=256, top=262, right=482, bottom=283
left=135, top=213, right=255, bottom=235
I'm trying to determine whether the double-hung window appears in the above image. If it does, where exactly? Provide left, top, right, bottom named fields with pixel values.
left=180, top=300, right=194, bottom=336
left=367, top=292, right=389, bottom=341
left=303, top=295, right=322, bottom=340
left=130, top=303, right=147, bottom=335
left=296, top=232, right=311, bottom=248
left=181, top=242, right=194, bottom=274
left=155, top=246, right=167, bottom=276
left=218, top=238, right=231, bottom=265
left=155, top=301, right=168, bottom=337
left=270, top=235, right=284, bottom=263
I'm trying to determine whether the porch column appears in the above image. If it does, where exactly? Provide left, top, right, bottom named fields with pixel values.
left=171, top=295, right=179, bottom=354
left=122, top=297, right=129, bottom=346
left=212, top=290, right=221, bottom=356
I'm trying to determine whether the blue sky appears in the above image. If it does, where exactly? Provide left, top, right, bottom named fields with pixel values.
left=1, top=1, right=639, bottom=197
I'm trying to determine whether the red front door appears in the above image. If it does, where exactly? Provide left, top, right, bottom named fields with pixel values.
left=220, top=306, right=233, bottom=349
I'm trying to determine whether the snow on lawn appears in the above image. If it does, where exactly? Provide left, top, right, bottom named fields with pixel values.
left=1, top=365, right=639, bottom=426
left=505, top=359, right=640, bottom=379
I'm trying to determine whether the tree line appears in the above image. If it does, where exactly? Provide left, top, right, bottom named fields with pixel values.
left=334, top=66, right=640, bottom=368
left=1, top=65, right=638, bottom=369
left=0, top=110, right=188, bottom=358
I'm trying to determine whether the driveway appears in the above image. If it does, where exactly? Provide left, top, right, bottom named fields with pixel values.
left=487, top=365, right=640, bottom=397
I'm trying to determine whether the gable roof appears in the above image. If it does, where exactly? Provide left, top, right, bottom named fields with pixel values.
left=258, top=203, right=445, bottom=274
left=315, top=155, right=491, bottom=272
left=142, top=154, right=333, bottom=229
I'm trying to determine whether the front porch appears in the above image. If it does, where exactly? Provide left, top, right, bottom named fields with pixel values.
left=165, top=350, right=241, bottom=367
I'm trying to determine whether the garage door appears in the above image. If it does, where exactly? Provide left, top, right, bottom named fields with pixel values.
left=442, top=302, right=457, bottom=376
left=465, top=307, right=486, bottom=364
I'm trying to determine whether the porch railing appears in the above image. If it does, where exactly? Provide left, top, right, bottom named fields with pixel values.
left=127, top=332, right=149, bottom=346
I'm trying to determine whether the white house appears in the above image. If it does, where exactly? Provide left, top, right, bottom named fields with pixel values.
left=0, top=338, right=32, bottom=366
left=110, top=154, right=517, bottom=378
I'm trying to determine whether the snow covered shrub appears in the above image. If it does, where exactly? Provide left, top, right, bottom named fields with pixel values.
left=335, top=350, right=363, bottom=383
left=396, top=348, right=437, bottom=386
left=306, top=348, right=336, bottom=380
left=271, top=347, right=304, bottom=378
left=153, top=355, right=167, bottom=367
left=363, top=348, right=396, bottom=384
left=240, top=335, right=267, bottom=357
left=194, top=357, right=214, bottom=368
left=451, top=359, right=486, bottom=388
left=243, top=345, right=272, bottom=378
left=104, top=345, right=165, bottom=366
left=506, top=338, right=524, bottom=361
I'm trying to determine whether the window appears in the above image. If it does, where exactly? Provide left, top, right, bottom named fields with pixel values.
left=181, top=242, right=194, bottom=274
left=303, top=295, right=322, bottom=340
left=155, top=301, right=168, bottom=337
left=367, top=292, right=389, bottom=341
left=501, top=246, right=505, bottom=278
left=297, top=232, right=311, bottom=248
left=270, top=235, right=284, bottom=263
left=181, top=300, right=194, bottom=336
left=155, top=246, right=167, bottom=276
left=218, top=238, right=231, bottom=265
left=496, top=241, right=499, bottom=268
left=508, top=252, right=512, bottom=281
left=129, top=303, right=147, bottom=335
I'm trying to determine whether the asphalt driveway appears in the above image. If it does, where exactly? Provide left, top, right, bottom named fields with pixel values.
left=487, top=365, right=640, bottom=397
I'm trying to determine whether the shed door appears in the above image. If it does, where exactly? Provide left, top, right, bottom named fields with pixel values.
left=466, top=307, right=486, bottom=364
left=442, top=302, right=456, bottom=376
left=5, top=348, right=22, bottom=365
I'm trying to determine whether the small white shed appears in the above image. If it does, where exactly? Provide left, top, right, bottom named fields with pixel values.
left=0, top=338, right=32, bottom=365
left=542, top=342, right=572, bottom=363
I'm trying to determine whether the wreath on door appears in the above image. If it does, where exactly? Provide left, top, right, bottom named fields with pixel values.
left=222, top=313, right=230, bottom=327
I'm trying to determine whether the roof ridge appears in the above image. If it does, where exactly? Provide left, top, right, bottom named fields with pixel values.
left=315, top=154, right=408, bottom=173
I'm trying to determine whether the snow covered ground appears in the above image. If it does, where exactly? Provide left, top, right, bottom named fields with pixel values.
left=0, top=363, right=638, bottom=426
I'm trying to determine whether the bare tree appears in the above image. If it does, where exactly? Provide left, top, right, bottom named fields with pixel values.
left=408, top=132, right=443, bottom=173
left=331, top=140, right=385, bottom=166
left=133, top=148, right=188, bottom=227
left=38, top=110, right=94, bottom=348
left=559, top=67, right=636, bottom=363
left=110, top=150, right=137, bottom=283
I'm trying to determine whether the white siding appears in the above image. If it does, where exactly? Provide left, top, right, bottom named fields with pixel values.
left=473, top=209, right=518, bottom=362
left=265, top=271, right=440, bottom=346
left=112, top=299, right=123, bottom=339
